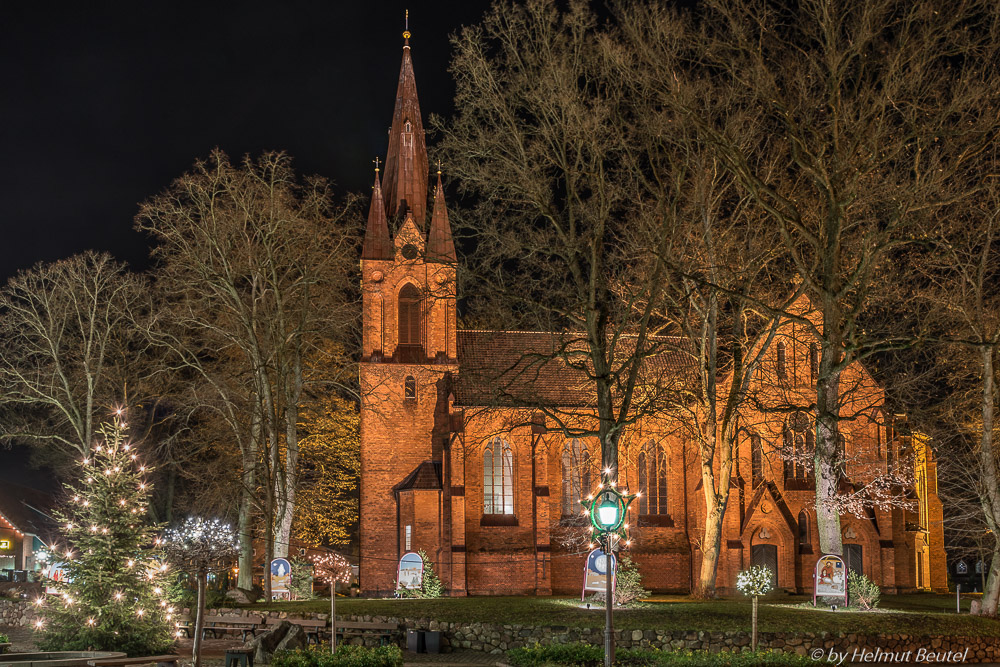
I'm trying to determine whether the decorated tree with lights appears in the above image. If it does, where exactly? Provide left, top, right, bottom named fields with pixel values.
left=162, top=517, right=238, bottom=667
left=311, top=552, right=352, bottom=651
left=736, top=565, right=773, bottom=652
left=37, top=415, right=174, bottom=656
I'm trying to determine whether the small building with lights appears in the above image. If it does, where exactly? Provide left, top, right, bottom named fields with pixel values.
left=0, top=481, right=53, bottom=581
left=356, top=29, right=948, bottom=597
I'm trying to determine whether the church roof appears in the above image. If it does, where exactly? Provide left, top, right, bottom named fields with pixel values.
left=452, top=330, right=695, bottom=408
left=394, top=460, right=442, bottom=492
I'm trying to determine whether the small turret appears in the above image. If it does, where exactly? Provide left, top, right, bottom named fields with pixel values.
left=361, top=164, right=392, bottom=261
left=426, top=168, right=456, bottom=263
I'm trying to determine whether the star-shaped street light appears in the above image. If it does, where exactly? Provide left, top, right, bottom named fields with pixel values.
left=581, top=483, right=637, bottom=667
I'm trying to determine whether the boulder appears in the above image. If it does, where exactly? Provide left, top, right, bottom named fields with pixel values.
left=226, top=588, right=252, bottom=604
left=245, top=620, right=307, bottom=664
left=970, top=599, right=982, bottom=616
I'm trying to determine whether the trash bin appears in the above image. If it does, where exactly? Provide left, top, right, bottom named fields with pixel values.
left=424, top=631, right=441, bottom=654
left=406, top=629, right=425, bottom=653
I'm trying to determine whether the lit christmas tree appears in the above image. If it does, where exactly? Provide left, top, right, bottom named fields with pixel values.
left=36, top=413, right=175, bottom=655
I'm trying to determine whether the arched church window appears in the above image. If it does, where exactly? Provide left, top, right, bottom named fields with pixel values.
left=751, top=433, right=763, bottom=483
left=404, top=376, right=416, bottom=401
left=637, top=441, right=668, bottom=515
left=798, top=511, right=809, bottom=547
left=776, top=341, right=787, bottom=379
left=561, top=439, right=591, bottom=515
left=784, top=413, right=811, bottom=480
left=782, top=427, right=794, bottom=479
left=484, top=438, right=514, bottom=515
left=809, top=343, right=819, bottom=382
left=398, top=283, right=422, bottom=347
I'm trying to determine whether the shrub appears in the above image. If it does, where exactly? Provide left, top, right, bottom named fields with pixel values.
left=847, top=570, right=881, bottom=610
left=507, top=643, right=816, bottom=666
left=289, top=558, right=317, bottom=601
left=273, top=645, right=403, bottom=667
left=0, top=632, right=9, bottom=643
left=614, top=555, right=651, bottom=606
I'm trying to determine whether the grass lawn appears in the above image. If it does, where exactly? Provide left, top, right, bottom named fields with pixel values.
left=241, top=593, right=1000, bottom=637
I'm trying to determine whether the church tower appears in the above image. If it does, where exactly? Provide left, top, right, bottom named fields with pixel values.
left=359, top=23, right=458, bottom=595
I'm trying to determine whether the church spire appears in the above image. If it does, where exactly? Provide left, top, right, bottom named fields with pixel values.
left=362, top=162, right=392, bottom=260
left=427, top=166, right=456, bottom=263
left=382, top=16, right=429, bottom=227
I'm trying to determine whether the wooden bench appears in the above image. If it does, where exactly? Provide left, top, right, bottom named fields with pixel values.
left=200, top=615, right=264, bottom=641
left=290, top=618, right=328, bottom=645
left=88, top=655, right=180, bottom=667
left=334, top=621, right=398, bottom=646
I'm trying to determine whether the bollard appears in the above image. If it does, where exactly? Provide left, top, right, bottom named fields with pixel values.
left=956, top=583, right=961, bottom=613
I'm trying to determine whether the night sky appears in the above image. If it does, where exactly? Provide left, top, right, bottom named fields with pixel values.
left=1, top=1, right=490, bottom=283
left=0, top=1, right=489, bottom=487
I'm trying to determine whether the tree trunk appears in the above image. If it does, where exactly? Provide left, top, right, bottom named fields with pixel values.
left=814, top=339, right=844, bottom=556
left=330, top=584, right=337, bottom=652
left=698, top=487, right=727, bottom=598
left=276, top=354, right=303, bottom=559
left=237, top=482, right=254, bottom=591
left=981, top=550, right=1000, bottom=617
left=977, top=346, right=1000, bottom=616
left=193, top=567, right=207, bottom=667
left=751, top=595, right=758, bottom=651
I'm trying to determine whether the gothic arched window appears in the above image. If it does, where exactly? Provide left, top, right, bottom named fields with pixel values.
left=404, top=376, right=416, bottom=401
left=561, top=439, right=591, bottom=515
left=783, top=427, right=794, bottom=479
left=776, top=341, right=787, bottom=379
left=484, top=438, right=514, bottom=515
left=398, top=283, right=422, bottom=347
left=809, top=343, right=819, bottom=382
left=751, top=433, right=763, bottom=483
left=798, top=511, right=809, bottom=547
left=637, top=441, right=668, bottom=515
left=785, top=413, right=811, bottom=480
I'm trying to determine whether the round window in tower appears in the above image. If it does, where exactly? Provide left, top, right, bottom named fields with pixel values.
left=401, top=243, right=419, bottom=260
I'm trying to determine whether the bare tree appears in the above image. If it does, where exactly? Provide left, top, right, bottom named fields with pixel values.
left=436, top=0, right=682, bottom=490
left=661, top=0, right=1000, bottom=554
left=137, top=149, right=358, bottom=595
left=907, top=177, right=1000, bottom=614
left=0, top=251, right=151, bottom=462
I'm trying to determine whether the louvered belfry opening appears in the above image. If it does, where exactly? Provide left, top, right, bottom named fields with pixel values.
left=396, top=283, right=423, bottom=361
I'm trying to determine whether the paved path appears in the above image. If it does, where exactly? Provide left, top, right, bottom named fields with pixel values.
left=403, top=649, right=501, bottom=666
left=2, top=626, right=501, bottom=667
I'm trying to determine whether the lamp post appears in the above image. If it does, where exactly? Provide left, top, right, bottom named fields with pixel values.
left=584, top=486, right=636, bottom=667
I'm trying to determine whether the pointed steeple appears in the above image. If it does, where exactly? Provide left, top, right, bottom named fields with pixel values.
left=362, top=163, right=392, bottom=260
left=382, top=18, right=429, bottom=227
left=427, top=167, right=456, bottom=263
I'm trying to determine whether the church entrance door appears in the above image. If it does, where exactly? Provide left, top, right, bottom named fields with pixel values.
left=751, top=544, right=779, bottom=589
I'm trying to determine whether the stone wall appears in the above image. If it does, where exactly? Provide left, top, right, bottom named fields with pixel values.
left=0, top=599, right=41, bottom=628
left=2, top=602, right=997, bottom=663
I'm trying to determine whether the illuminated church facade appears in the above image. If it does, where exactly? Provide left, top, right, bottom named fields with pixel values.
left=357, top=32, right=947, bottom=597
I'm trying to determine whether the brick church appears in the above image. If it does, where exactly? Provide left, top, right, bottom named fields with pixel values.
left=357, top=31, right=948, bottom=597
